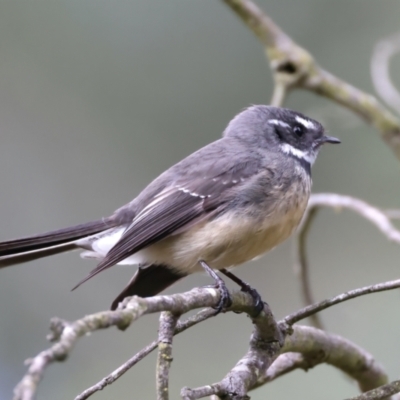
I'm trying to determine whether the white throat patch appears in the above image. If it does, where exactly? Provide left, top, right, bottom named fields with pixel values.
left=280, top=143, right=317, bottom=165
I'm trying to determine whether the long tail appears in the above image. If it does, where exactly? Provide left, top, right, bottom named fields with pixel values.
left=0, top=219, right=114, bottom=268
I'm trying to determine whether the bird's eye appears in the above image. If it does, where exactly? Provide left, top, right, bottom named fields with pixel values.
left=293, top=125, right=305, bottom=137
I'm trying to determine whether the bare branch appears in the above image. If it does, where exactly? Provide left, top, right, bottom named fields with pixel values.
left=223, top=0, right=400, bottom=161
left=255, top=352, right=316, bottom=385
left=384, top=209, right=400, bottom=220
left=284, top=277, right=400, bottom=326
left=345, top=380, right=400, bottom=400
left=15, top=288, right=276, bottom=400
left=258, top=327, right=396, bottom=396
left=157, top=312, right=179, bottom=400
left=14, top=288, right=221, bottom=400
left=76, top=342, right=155, bottom=400
left=295, top=206, right=323, bottom=329
left=75, top=308, right=215, bottom=400
left=15, top=277, right=397, bottom=400
left=270, top=82, right=288, bottom=107
left=293, top=192, right=400, bottom=331
left=309, top=193, right=400, bottom=243
left=182, top=301, right=284, bottom=399
left=283, top=326, right=388, bottom=393
left=371, top=32, right=400, bottom=114
left=183, top=324, right=390, bottom=399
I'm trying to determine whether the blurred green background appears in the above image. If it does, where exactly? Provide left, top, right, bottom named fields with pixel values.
left=0, top=1, right=400, bottom=399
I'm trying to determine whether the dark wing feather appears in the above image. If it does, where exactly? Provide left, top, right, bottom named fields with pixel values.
left=72, top=190, right=205, bottom=288
left=73, top=156, right=261, bottom=289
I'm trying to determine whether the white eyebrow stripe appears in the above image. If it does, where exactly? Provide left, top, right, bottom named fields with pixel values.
left=280, top=143, right=316, bottom=165
left=295, top=116, right=315, bottom=130
left=268, top=119, right=290, bottom=129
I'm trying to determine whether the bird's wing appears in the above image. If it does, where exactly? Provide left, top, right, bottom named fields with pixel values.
left=72, top=156, right=261, bottom=289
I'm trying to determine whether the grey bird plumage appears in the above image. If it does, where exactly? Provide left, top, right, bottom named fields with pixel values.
left=0, top=105, right=340, bottom=309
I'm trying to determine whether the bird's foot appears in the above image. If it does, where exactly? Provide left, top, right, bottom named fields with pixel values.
left=199, top=260, right=232, bottom=313
left=220, top=269, right=264, bottom=316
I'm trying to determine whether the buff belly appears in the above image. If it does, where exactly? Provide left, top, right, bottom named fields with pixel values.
left=138, top=195, right=308, bottom=274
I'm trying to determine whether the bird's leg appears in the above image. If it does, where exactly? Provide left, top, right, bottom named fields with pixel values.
left=220, top=268, right=264, bottom=315
left=199, top=260, right=232, bottom=313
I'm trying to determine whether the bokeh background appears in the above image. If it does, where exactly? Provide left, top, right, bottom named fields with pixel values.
left=0, top=1, right=400, bottom=399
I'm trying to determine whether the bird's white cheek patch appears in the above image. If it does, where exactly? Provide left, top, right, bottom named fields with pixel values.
left=280, top=143, right=316, bottom=165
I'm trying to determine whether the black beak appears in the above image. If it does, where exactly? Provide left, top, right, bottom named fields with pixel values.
left=320, top=135, right=341, bottom=145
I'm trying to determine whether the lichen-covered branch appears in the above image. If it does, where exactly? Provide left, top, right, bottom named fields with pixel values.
left=223, top=0, right=400, bottom=160
left=249, top=325, right=390, bottom=394
left=75, top=308, right=215, bottom=400
left=157, top=312, right=179, bottom=400
left=345, top=380, right=400, bottom=400
left=14, top=288, right=223, bottom=400
left=283, top=326, right=388, bottom=393
left=14, top=288, right=272, bottom=400
left=15, top=277, right=400, bottom=400
left=182, top=301, right=284, bottom=399
left=181, top=323, right=391, bottom=399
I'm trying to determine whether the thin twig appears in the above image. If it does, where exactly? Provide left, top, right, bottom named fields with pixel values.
left=76, top=341, right=154, bottom=400
left=14, top=288, right=222, bottom=400
left=15, top=287, right=268, bottom=400
left=270, top=82, right=287, bottom=107
left=156, top=312, right=179, bottom=400
left=293, top=192, right=400, bottom=331
left=371, top=32, right=400, bottom=114
left=385, top=209, right=400, bottom=220
left=75, top=308, right=215, bottom=400
left=284, top=277, right=400, bottom=326
left=345, top=380, right=400, bottom=400
left=295, top=206, right=323, bottom=329
left=308, top=194, right=400, bottom=244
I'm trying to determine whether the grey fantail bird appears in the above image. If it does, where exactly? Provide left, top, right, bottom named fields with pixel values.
left=0, top=105, right=340, bottom=310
